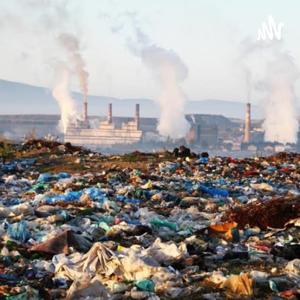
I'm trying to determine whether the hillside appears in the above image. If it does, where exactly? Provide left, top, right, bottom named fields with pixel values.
left=0, top=79, right=263, bottom=119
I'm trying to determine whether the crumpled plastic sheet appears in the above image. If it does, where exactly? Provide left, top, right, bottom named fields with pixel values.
left=66, top=275, right=110, bottom=300
left=53, top=242, right=120, bottom=281
left=7, top=220, right=30, bottom=243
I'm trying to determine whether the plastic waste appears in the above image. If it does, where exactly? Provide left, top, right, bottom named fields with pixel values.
left=196, top=156, right=209, bottom=164
left=199, top=185, right=229, bottom=198
left=57, top=172, right=71, bottom=179
left=45, top=191, right=82, bottom=204
left=221, top=273, right=253, bottom=297
left=98, top=222, right=111, bottom=232
left=37, top=173, right=54, bottom=183
left=66, top=276, right=110, bottom=300
left=285, top=259, right=300, bottom=275
left=30, top=230, right=91, bottom=255
left=7, top=221, right=30, bottom=243
left=1, top=143, right=300, bottom=298
left=251, top=182, right=274, bottom=192
left=0, top=273, right=20, bottom=285
left=31, top=183, right=49, bottom=193
left=135, top=279, right=155, bottom=292
left=85, top=187, right=107, bottom=202
left=6, top=287, right=41, bottom=300
left=150, top=218, right=177, bottom=231
left=116, top=195, right=141, bottom=205
left=269, top=279, right=279, bottom=293
left=159, top=162, right=179, bottom=173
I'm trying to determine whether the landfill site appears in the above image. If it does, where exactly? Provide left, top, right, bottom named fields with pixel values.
left=1, top=1, right=300, bottom=299
left=0, top=138, right=299, bottom=299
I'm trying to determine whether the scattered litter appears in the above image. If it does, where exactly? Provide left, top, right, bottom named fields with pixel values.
left=0, top=141, right=300, bottom=298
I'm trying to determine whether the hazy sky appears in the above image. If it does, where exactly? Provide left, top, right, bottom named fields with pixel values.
left=1, top=0, right=300, bottom=103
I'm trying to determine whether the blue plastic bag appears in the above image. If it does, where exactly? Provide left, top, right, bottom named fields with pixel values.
left=57, top=172, right=71, bottom=179
left=7, top=221, right=30, bottom=243
left=199, top=185, right=229, bottom=198
left=115, top=195, right=140, bottom=205
left=37, top=173, right=54, bottom=183
left=85, top=187, right=106, bottom=202
left=196, top=157, right=209, bottom=164
left=2, top=163, right=17, bottom=172
left=45, top=191, right=82, bottom=204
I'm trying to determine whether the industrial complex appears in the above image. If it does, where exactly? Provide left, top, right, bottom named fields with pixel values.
left=65, top=103, right=143, bottom=146
left=64, top=97, right=300, bottom=152
left=1, top=95, right=300, bottom=153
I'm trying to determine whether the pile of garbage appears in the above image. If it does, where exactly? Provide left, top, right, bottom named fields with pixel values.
left=21, top=139, right=90, bottom=155
left=0, top=142, right=299, bottom=299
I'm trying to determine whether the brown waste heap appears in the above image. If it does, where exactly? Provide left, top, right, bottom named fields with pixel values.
left=226, top=196, right=300, bottom=230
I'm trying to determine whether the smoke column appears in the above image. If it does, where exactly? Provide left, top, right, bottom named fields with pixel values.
left=0, top=1, right=89, bottom=133
left=140, top=45, right=189, bottom=139
left=241, top=40, right=299, bottom=144
left=52, top=67, right=77, bottom=132
left=58, top=33, right=89, bottom=108
left=244, top=68, right=252, bottom=102
left=263, top=54, right=298, bottom=143
left=122, top=18, right=189, bottom=139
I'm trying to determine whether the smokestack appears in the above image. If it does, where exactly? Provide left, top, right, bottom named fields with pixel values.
left=135, top=104, right=140, bottom=130
left=108, top=103, right=112, bottom=124
left=83, top=95, right=88, bottom=122
left=244, top=102, right=251, bottom=143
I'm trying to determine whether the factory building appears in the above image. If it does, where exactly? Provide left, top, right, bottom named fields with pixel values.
left=186, top=125, right=218, bottom=147
left=64, top=103, right=143, bottom=147
left=185, top=114, right=234, bottom=147
left=241, top=102, right=300, bottom=152
left=64, top=93, right=237, bottom=149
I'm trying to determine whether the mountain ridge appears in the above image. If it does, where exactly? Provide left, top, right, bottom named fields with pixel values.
left=0, top=79, right=263, bottom=119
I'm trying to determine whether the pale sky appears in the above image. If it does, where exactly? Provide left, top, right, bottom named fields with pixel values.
left=1, top=0, right=300, bottom=103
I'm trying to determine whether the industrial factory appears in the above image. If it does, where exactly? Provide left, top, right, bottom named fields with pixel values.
left=64, top=101, right=143, bottom=147
left=240, top=102, right=300, bottom=153
left=63, top=94, right=234, bottom=149
left=63, top=96, right=300, bottom=152
left=2, top=94, right=299, bottom=153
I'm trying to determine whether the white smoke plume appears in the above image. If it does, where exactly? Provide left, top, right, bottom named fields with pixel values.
left=58, top=33, right=89, bottom=102
left=243, top=68, right=252, bottom=103
left=118, top=15, right=189, bottom=139
left=262, top=54, right=298, bottom=143
left=240, top=39, right=299, bottom=144
left=0, top=1, right=86, bottom=133
left=52, top=66, right=77, bottom=133
left=140, top=44, right=189, bottom=139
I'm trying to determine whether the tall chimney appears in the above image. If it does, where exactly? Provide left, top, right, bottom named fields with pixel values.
left=135, top=104, right=140, bottom=130
left=83, top=95, right=88, bottom=122
left=244, top=102, right=251, bottom=143
left=108, top=103, right=112, bottom=124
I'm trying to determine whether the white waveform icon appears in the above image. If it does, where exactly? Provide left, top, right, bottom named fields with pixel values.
left=257, top=15, right=284, bottom=41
